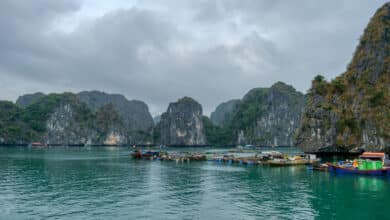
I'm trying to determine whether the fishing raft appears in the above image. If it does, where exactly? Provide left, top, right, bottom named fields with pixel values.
left=211, top=151, right=284, bottom=165
left=131, top=150, right=207, bottom=162
left=266, top=154, right=320, bottom=166
left=131, top=149, right=321, bottom=167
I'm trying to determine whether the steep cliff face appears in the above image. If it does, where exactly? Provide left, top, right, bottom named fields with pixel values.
left=210, top=99, right=241, bottom=126
left=158, top=97, right=207, bottom=145
left=296, top=3, right=390, bottom=152
left=77, top=91, right=153, bottom=131
left=44, top=101, right=130, bottom=145
left=44, top=99, right=93, bottom=145
left=231, top=82, right=305, bottom=146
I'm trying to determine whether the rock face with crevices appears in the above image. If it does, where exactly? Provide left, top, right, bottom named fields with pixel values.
left=158, top=97, right=207, bottom=146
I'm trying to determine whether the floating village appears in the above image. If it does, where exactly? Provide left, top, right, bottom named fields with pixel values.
left=130, top=146, right=390, bottom=176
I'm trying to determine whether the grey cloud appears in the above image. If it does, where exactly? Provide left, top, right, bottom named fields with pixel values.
left=0, top=0, right=388, bottom=115
left=0, top=0, right=80, bottom=81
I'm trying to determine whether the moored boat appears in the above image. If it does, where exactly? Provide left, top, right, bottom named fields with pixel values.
left=326, top=152, right=390, bottom=176
left=326, top=163, right=389, bottom=175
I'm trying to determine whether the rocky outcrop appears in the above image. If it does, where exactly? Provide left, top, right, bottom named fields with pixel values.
left=210, top=99, right=241, bottom=126
left=209, top=82, right=305, bottom=146
left=296, top=3, right=390, bottom=152
left=45, top=101, right=92, bottom=145
left=231, top=82, right=305, bottom=146
left=17, top=91, right=154, bottom=132
left=77, top=91, right=153, bottom=131
left=158, top=97, right=207, bottom=145
left=16, top=92, right=45, bottom=107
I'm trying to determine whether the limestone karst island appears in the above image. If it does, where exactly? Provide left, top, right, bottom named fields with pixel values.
left=0, top=1, right=389, bottom=219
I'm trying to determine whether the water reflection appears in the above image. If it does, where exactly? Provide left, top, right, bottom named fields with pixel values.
left=355, top=176, right=385, bottom=191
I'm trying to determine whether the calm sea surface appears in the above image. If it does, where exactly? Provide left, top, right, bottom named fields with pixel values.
left=0, top=147, right=389, bottom=220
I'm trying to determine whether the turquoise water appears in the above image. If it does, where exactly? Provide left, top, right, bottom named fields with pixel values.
left=0, top=147, right=389, bottom=219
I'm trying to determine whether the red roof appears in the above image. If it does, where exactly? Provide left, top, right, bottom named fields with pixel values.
left=360, top=152, right=385, bottom=158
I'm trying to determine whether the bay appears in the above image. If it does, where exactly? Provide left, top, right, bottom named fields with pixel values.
left=0, top=147, right=389, bottom=219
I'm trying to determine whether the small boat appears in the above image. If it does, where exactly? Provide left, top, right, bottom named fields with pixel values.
left=311, top=163, right=329, bottom=172
left=326, top=163, right=389, bottom=175
left=326, top=152, right=390, bottom=176
left=131, top=150, right=165, bottom=160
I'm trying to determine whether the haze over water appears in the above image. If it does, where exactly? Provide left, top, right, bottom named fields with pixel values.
left=0, top=147, right=389, bottom=219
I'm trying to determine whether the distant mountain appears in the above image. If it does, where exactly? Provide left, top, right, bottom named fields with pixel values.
left=210, top=99, right=241, bottom=126
left=296, top=3, right=390, bottom=152
left=153, top=115, right=161, bottom=124
left=16, top=92, right=45, bottom=107
left=1, top=92, right=154, bottom=145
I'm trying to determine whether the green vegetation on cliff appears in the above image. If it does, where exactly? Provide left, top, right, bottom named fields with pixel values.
left=231, top=88, right=269, bottom=132
left=202, top=116, right=234, bottom=145
left=0, top=101, right=33, bottom=143
left=22, top=93, right=92, bottom=133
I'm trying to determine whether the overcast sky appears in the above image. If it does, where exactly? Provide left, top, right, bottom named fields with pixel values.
left=0, top=0, right=387, bottom=116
